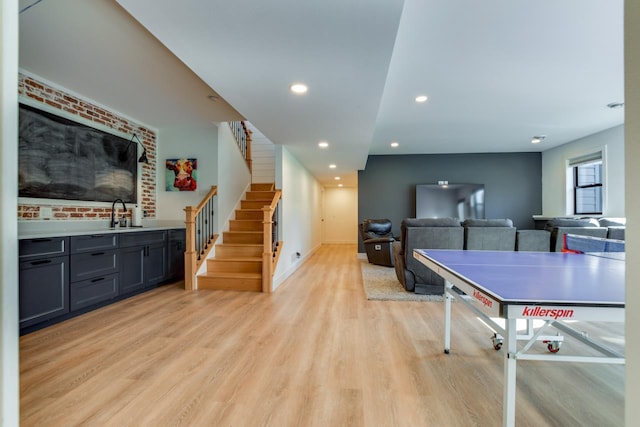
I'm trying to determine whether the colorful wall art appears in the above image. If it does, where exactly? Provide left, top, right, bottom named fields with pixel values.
left=166, top=158, right=197, bottom=191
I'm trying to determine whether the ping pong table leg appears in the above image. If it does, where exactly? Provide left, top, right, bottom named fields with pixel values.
left=444, top=280, right=452, bottom=354
left=503, top=317, right=517, bottom=427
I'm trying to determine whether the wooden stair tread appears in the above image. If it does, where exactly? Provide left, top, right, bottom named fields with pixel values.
left=200, top=272, right=261, bottom=279
left=208, top=257, right=262, bottom=262
left=251, top=183, right=274, bottom=190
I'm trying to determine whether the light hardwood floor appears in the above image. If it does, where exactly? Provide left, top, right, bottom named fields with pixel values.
left=20, top=244, right=624, bottom=426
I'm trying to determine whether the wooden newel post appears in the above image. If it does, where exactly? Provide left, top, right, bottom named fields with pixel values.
left=246, top=137, right=252, bottom=171
left=262, top=206, right=273, bottom=293
left=184, top=205, right=197, bottom=290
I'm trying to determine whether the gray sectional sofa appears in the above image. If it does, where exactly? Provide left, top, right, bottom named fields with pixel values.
left=392, top=218, right=464, bottom=294
left=392, top=216, right=625, bottom=295
left=544, top=217, right=626, bottom=252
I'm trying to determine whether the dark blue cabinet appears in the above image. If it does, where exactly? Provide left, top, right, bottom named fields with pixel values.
left=69, top=235, right=119, bottom=311
left=167, top=229, right=186, bottom=281
left=119, top=245, right=145, bottom=294
left=20, top=228, right=182, bottom=333
left=119, top=230, right=167, bottom=295
left=19, top=238, right=70, bottom=328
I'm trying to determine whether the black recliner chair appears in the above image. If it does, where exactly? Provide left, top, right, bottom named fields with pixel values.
left=359, top=218, right=395, bottom=267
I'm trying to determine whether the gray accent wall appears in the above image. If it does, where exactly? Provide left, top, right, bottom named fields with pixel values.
left=358, top=153, right=541, bottom=251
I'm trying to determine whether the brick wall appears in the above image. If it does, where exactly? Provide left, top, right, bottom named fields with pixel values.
left=18, top=73, right=157, bottom=221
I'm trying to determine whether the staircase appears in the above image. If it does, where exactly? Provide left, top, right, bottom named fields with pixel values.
left=197, top=183, right=276, bottom=291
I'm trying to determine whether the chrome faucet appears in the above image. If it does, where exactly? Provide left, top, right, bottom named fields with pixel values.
left=111, top=199, right=127, bottom=228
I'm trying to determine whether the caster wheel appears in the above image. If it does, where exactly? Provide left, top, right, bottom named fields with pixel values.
left=491, top=333, right=503, bottom=351
left=544, top=340, right=562, bottom=353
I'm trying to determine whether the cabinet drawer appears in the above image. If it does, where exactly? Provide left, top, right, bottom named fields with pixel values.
left=70, top=273, right=118, bottom=311
left=119, top=231, right=167, bottom=248
left=168, top=229, right=186, bottom=240
left=70, top=234, right=118, bottom=254
left=19, top=237, right=68, bottom=259
left=70, top=249, right=118, bottom=282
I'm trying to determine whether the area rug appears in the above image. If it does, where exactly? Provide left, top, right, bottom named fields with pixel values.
left=359, top=255, right=445, bottom=302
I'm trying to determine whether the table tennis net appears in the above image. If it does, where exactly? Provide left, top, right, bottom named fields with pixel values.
left=562, top=233, right=625, bottom=253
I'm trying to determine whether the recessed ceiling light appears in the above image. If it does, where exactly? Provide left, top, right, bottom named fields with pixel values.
left=329, top=164, right=337, bottom=169
left=607, top=102, right=624, bottom=109
left=531, top=135, right=546, bottom=144
left=334, top=176, right=341, bottom=180
left=290, top=83, right=308, bottom=94
left=318, top=141, right=329, bottom=148
left=415, top=95, right=428, bottom=103
left=338, top=184, right=344, bottom=187
left=390, top=141, right=399, bottom=148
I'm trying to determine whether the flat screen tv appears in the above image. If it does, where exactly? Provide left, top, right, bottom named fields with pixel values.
left=416, top=184, right=485, bottom=220
left=18, top=103, right=138, bottom=203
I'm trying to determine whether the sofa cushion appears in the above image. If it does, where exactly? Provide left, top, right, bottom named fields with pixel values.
left=598, top=217, right=626, bottom=227
left=362, top=218, right=393, bottom=237
left=462, top=218, right=513, bottom=227
left=545, top=218, right=600, bottom=228
left=402, top=218, right=461, bottom=228
left=516, top=230, right=550, bottom=252
left=464, top=227, right=516, bottom=250
left=606, top=227, right=625, bottom=240
left=400, top=217, right=461, bottom=248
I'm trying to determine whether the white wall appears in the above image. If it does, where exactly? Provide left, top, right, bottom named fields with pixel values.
left=0, top=0, right=20, bottom=424
left=272, top=146, right=323, bottom=289
left=251, top=134, right=275, bottom=184
left=217, top=123, right=251, bottom=235
left=541, top=125, right=624, bottom=217
left=155, top=126, right=219, bottom=221
left=625, top=1, right=639, bottom=425
left=322, top=187, right=358, bottom=244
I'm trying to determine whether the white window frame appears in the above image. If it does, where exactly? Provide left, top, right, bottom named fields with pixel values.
left=565, top=147, right=607, bottom=216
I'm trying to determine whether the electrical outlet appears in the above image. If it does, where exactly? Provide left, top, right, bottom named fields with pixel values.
left=40, top=207, right=52, bottom=219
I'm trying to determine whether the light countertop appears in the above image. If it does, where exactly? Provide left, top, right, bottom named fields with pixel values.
left=18, top=220, right=186, bottom=239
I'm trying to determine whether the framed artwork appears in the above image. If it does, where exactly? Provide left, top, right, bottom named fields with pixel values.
left=166, top=158, right=198, bottom=191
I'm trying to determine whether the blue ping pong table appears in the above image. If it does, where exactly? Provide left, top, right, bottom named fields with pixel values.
left=414, top=249, right=625, bottom=427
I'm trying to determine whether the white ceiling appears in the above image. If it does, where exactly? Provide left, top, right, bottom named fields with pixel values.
left=19, top=0, right=624, bottom=188
left=18, top=0, right=243, bottom=129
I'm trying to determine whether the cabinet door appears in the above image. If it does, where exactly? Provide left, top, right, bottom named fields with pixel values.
left=167, top=230, right=186, bottom=280
left=19, top=256, right=69, bottom=328
left=145, top=242, right=167, bottom=288
left=119, top=246, right=145, bottom=295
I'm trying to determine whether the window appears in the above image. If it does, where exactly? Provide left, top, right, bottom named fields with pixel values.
left=574, top=161, right=603, bottom=214
left=569, top=151, right=603, bottom=215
